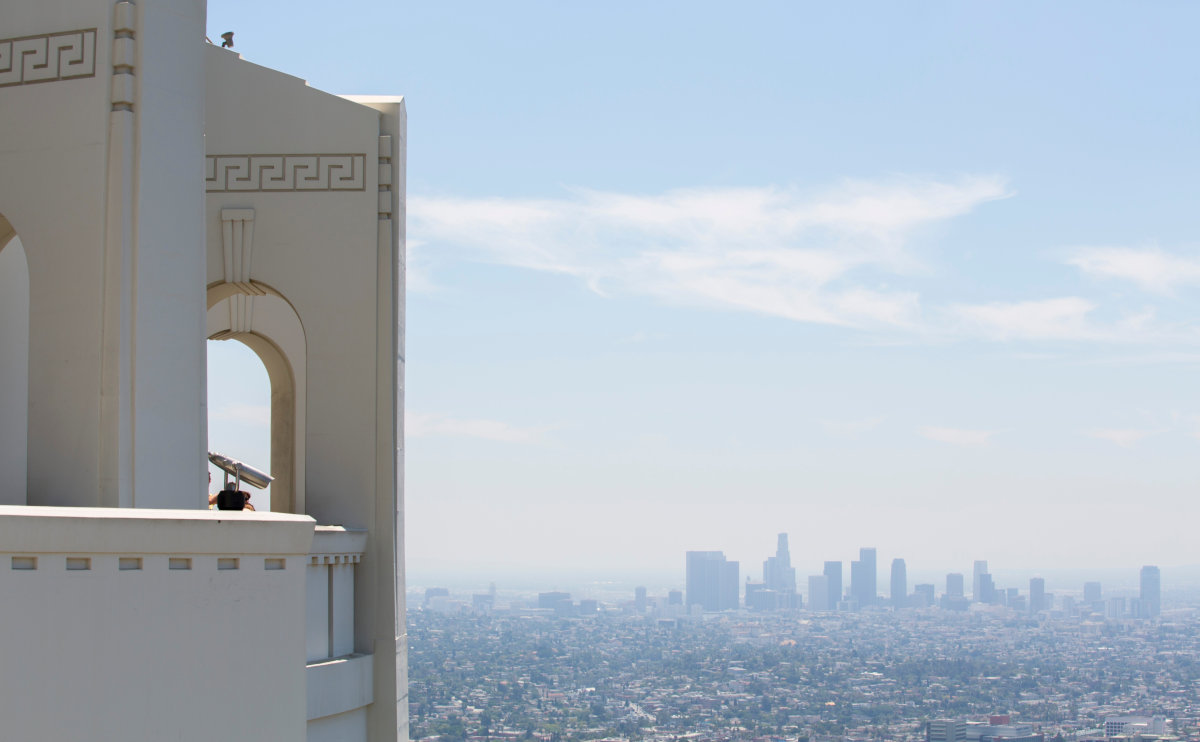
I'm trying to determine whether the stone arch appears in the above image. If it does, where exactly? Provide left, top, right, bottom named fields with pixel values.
left=206, top=282, right=306, bottom=514
left=0, top=213, right=29, bottom=505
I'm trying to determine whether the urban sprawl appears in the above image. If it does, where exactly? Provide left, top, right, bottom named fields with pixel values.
left=410, top=535, right=1190, bottom=742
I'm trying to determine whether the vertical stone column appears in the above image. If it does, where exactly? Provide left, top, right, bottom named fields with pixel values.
left=349, top=96, right=408, bottom=742
left=99, top=0, right=208, bottom=508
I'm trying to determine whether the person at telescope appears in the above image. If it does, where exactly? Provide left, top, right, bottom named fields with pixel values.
left=207, top=472, right=255, bottom=511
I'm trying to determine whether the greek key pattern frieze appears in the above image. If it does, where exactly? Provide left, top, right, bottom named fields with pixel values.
left=0, top=29, right=97, bottom=88
left=205, top=154, right=367, bottom=192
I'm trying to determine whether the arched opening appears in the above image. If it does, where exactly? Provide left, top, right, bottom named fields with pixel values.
left=206, top=287, right=306, bottom=513
left=207, top=339, right=273, bottom=511
left=0, top=214, right=29, bottom=506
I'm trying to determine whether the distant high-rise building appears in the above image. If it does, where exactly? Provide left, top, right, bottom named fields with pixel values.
left=685, top=551, right=739, bottom=611
left=823, top=561, right=843, bottom=611
left=424, top=586, right=450, bottom=608
left=723, top=560, right=740, bottom=609
left=946, top=573, right=964, bottom=597
left=1140, top=565, right=1161, bottom=619
left=941, top=573, right=967, bottom=611
left=914, top=583, right=935, bottom=607
left=538, top=591, right=571, bottom=611
left=763, top=533, right=798, bottom=594
left=973, top=560, right=988, bottom=602
left=1084, top=581, right=1103, bottom=605
left=928, top=718, right=968, bottom=742
left=808, top=575, right=830, bottom=611
left=1030, top=577, right=1046, bottom=614
left=634, top=586, right=647, bottom=613
left=1106, top=596, right=1126, bottom=619
left=977, top=573, right=996, bottom=604
left=851, top=547, right=877, bottom=608
left=890, top=558, right=907, bottom=608
left=471, top=592, right=494, bottom=613
left=745, top=579, right=768, bottom=610
left=667, top=589, right=683, bottom=606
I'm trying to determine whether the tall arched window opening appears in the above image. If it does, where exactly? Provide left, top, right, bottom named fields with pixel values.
left=207, top=338, right=272, bottom=512
left=205, top=289, right=306, bottom=513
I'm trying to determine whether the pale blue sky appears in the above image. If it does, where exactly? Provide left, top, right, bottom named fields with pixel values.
left=206, top=2, right=1200, bottom=583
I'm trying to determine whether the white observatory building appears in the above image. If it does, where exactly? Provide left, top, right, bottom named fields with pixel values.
left=0, top=1, right=408, bottom=739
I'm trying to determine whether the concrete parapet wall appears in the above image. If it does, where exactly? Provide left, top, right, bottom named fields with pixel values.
left=0, top=505, right=315, bottom=742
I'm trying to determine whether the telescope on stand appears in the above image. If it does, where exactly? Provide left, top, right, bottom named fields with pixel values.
left=208, top=451, right=273, bottom=510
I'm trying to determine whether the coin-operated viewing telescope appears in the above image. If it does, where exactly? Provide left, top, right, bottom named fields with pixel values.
left=208, top=451, right=273, bottom=510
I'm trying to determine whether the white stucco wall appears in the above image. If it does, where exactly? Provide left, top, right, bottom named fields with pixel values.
left=0, top=0, right=207, bottom=508
left=0, top=506, right=315, bottom=741
left=204, top=49, right=408, bottom=741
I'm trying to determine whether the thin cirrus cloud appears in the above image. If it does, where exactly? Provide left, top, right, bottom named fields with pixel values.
left=945, top=297, right=1160, bottom=344
left=918, top=426, right=996, bottom=447
left=1067, top=246, right=1200, bottom=295
left=410, top=176, right=1010, bottom=329
left=946, top=297, right=1101, bottom=341
left=406, top=412, right=549, bottom=444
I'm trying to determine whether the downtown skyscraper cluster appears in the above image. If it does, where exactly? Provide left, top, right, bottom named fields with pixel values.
left=685, top=537, right=1164, bottom=619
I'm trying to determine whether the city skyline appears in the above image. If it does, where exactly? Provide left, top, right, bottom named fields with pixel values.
left=409, top=529, right=1180, bottom=602
left=200, top=2, right=1200, bottom=575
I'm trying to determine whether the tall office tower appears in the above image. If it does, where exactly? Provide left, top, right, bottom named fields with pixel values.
left=928, top=719, right=968, bottom=742
left=763, top=533, right=798, bottom=593
left=1029, top=577, right=1046, bottom=614
left=634, top=586, right=647, bottom=613
left=890, top=558, right=908, bottom=608
left=946, top=572, right=964, bottom=597
left=667, top=590, right=683, bottom=606
left=808, top=575, right=830, bottom=611
left=824, top=561, right=843, bottom=611
left=973, top=560, right=988, bottom=602
left=850, top=559, right=866, bottom=610
left=687, top=551, right=740, bottom=611
left=914, top=583, right=935, bottom=607
left=851, top=547, right=877, bottom=607
left=723, top=560, right=740, bottom=610
left=977, top=573, right=995, bottom=604
left=1140, top=565, right=1161, bottom=619
left=1084, top=581, right=1103, bottom=605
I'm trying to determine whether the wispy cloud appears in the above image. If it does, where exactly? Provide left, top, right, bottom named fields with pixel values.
left=945, top=297, right=1160, bottom=343
left=1083, top=428, right=1160, bottom=447
left=946, top=297, right=1100, bottom=341
left=1068, top=245, right=1200, bottom=294
left=406, top=412, right=549, bottom=443
left=412, top=176, right=1009, bottom=328
left=211, top=404, right=271, bottom=427
left=918, top=426, right=996, bottom=447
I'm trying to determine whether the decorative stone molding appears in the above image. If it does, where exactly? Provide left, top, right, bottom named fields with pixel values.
left=212, top=208, right=263, bottom=337
left=219, top=208, right=261, bottom=289
left=205, top=154, right=366, bottom=192
left=308, top=553, right=362, bottom=566
left=0, top=28, right=97, bottom=88
left=377, top=135, right=393, bottom=219
left=110, top=2, right=135, bottom=111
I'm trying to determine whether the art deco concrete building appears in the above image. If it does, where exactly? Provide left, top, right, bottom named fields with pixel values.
left=0, top=1, right=407, bottom=740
